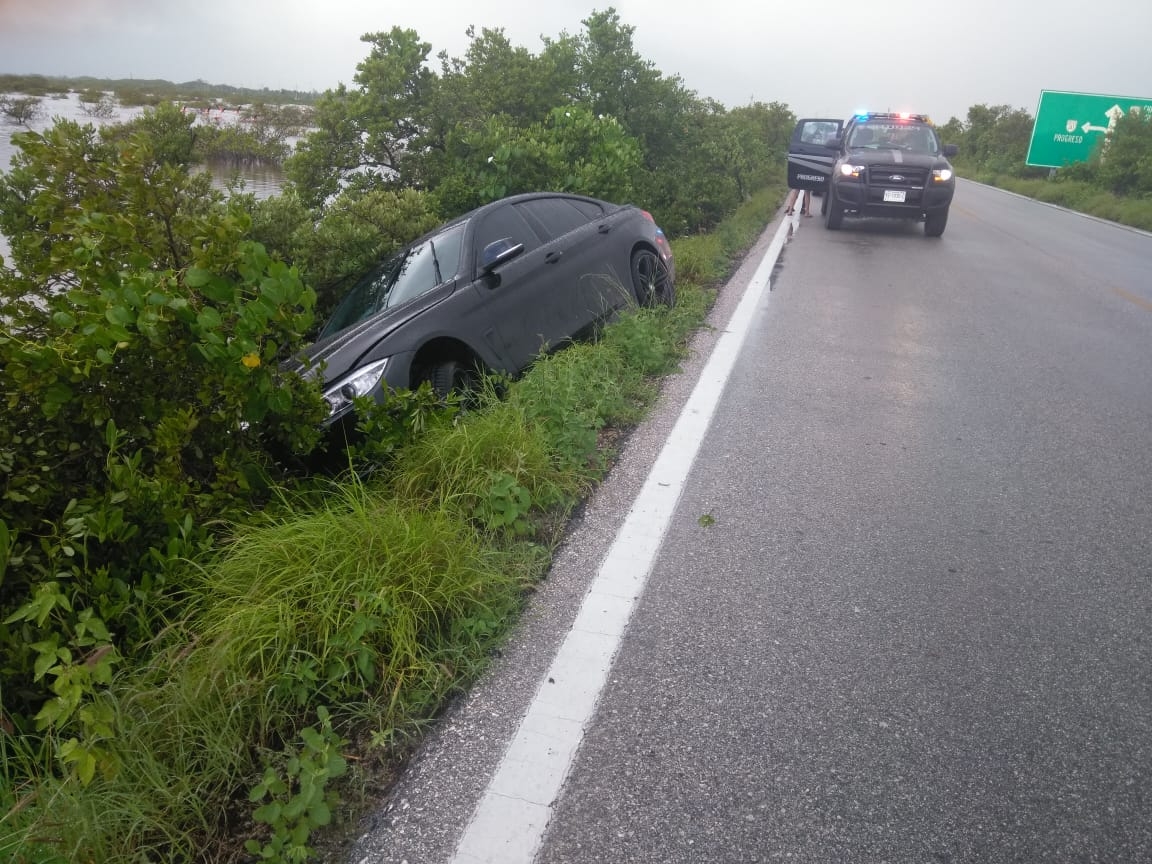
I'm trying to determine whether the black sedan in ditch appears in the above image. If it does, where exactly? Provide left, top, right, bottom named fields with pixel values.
left=298, top=192, right=676, bottom=425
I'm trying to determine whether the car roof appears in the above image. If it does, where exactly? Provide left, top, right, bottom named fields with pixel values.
left=408, top=192, right=621, bottom=247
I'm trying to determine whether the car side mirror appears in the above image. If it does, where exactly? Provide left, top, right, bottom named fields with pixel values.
left=942, top=143, right=959, bottom=157
left=825, top=136, right=843, bottom=149
left=480, top=238, right=525, bottom=274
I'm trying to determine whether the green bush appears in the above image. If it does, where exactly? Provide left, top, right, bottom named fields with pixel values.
left=0, top=95, right=43, bottom=126
left=1093, top=110, right=1152, bottom=196
left=0, top=112, right=327, bottom=769
left=432, top=106, right=643, bottom=215
left=246, top=185, right=442, bottom=319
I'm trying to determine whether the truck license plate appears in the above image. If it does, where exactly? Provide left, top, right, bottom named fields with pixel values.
left=883, top=189, right=906, bottom=203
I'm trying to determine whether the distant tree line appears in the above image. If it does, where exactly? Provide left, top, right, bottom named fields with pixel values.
left=938, top=103, right=1152, bottom=197
left=0, top=72, right=319, bottom=106
left=0, top=86, right=316, bottom=164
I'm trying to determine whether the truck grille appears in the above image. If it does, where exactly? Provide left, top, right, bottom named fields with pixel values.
left=868, top=166, right=928, bottom=185
left=866, top=166, right=927, bottom=205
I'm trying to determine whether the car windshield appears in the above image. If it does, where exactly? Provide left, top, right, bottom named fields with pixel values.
left=847, top=122, right=938, bottom=154
left=318, top=223, right=465, bottom=339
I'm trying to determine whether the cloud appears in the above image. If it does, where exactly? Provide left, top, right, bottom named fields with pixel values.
left=1, top=0, right=1149, bottom=121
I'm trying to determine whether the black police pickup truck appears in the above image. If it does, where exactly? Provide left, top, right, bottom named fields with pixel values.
left=787, top=113, right=958, bottom=237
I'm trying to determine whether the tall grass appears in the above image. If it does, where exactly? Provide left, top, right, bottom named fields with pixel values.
left=4, top=481, right=522, bottom=861
left=185, top=478, right=520, bottom=719
left=391, top=393, right=580, bottom=521
left=1, top=182, right=787, bottom=862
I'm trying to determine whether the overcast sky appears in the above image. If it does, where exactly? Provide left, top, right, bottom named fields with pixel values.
left=1, top=0, right=1149, bottom=124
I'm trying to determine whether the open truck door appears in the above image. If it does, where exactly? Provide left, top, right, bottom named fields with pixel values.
left=787, top=118, right=843, bottom=192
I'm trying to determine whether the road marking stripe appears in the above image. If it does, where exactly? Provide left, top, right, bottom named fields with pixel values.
left=1112, top=286, right=1152, bottom=312
left=450, top=212, right=799, bottom=864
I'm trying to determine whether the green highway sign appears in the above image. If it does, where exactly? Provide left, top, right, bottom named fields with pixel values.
left=1026, top=90, right=1152, bottom=168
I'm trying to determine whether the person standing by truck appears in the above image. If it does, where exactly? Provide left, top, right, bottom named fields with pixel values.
left=784, top=186, right=811, bottom=216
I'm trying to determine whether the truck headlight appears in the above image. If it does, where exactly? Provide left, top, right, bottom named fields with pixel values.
left=839, top=163, right=865, bottom=179
left=932, top=169, right=954, bottom=182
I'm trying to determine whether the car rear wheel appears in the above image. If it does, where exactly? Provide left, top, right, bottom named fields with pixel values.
left=824, top=190, right=844, bottom=230
left=631, top=248, right=676, bottom=307
left=924, top=208, right=949, bottom=237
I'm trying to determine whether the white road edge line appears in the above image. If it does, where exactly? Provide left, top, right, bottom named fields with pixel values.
left=450, top=210, right=802, bottom=864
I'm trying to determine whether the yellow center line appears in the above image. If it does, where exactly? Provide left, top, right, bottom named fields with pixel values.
left=1112, top=286, right=1152, bottom=312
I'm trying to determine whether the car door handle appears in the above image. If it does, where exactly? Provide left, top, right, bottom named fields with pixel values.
left=597, top=223, right=611, bottom=234
left=545, top=250, right=564, bottom=264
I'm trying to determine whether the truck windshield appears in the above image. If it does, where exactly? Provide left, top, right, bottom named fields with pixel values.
left=848, top=123, right=938, bottom=154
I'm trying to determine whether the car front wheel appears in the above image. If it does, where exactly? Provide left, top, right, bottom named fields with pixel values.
left=631, top=248, right=675, bottom=307
left=430, top=359, right=477, bottom=402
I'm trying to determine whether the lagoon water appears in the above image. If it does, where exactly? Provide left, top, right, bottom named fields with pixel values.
left=0, top=91, right=289, bottom=264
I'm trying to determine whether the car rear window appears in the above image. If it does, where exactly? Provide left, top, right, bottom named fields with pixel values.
left=566, top=198, right=605, bottom=220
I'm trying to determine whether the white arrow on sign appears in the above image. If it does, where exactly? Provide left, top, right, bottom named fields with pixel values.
left=1081, top=122, right=1109, bottom=133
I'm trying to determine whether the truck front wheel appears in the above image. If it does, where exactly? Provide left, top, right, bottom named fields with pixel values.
left=824, top=189, right=843, bottom=230
left=924, top=208, right=949, bottom=237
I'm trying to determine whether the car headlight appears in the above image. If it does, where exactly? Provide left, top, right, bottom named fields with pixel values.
left=932, top=168, right=954, bottom=183
left=322, top=358, right=389, bottom=417
left=839, top=163, right=865, bottom=179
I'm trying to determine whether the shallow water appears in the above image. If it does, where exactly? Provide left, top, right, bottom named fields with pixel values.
left=0, top=91, right=289, bottom=264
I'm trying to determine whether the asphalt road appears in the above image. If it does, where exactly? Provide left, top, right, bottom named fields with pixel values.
left=349, top=181, right=1152, bottom=864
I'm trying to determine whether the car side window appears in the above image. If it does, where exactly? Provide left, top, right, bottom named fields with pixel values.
left=516, top=198, right=591, bottom=240
left=473, top=205, right=542, bottom=266
left=566, top=198, right=605, bottom=220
